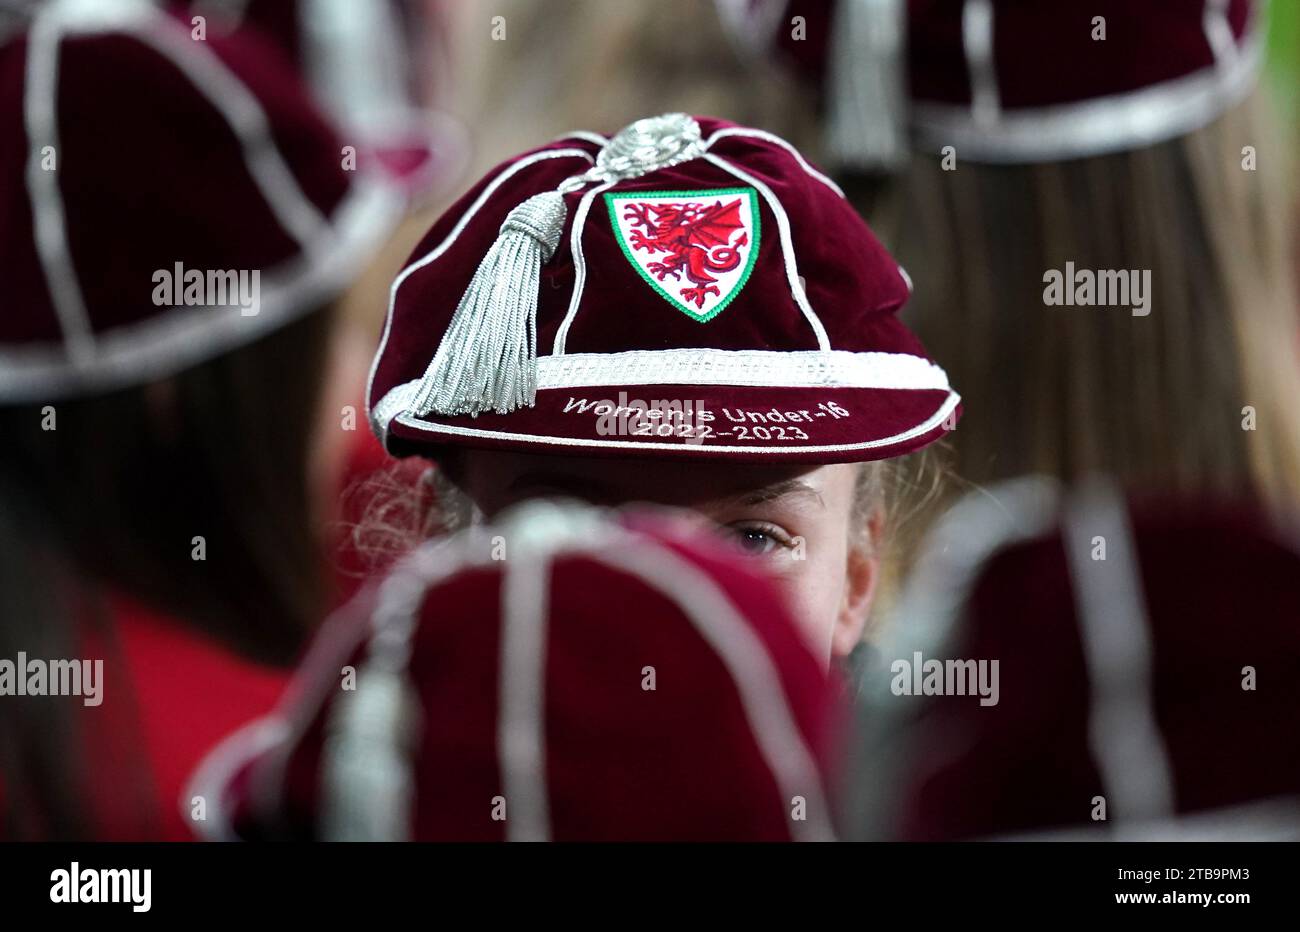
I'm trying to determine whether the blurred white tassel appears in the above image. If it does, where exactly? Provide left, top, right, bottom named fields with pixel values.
left=320, top=664, right=420, bottom=842
left=826, top=0, right=907, bottom=171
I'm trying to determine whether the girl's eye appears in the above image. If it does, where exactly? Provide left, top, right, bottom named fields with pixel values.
left=722, top=523, right=792, bottom=557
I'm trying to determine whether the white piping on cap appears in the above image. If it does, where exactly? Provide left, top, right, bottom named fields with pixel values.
left=899, top=266, right=914, bottom=294
left=192, top=503, right=837, bottom=841
left=189, top=525, right=510, bottom=841
left=17, top=0, right=393, bottom=391
left=825, top=0, right=908, bottom=169
left=316, top=509, right=603, bottom=842
left=300, top=0, right=411, bottom=145
left=1063, top=481, right=1176, bottom=824
left=182, top=715, right=291, bottom=842
left=548, top=178, right=618, bottom=357
left=854, top=477, right=1062, bottom=839
left=596, top=539, right=837, bottom=842
left=497, top=549, right=553, bottom=841
left=184, top=593, right=377, bottom=841
left=23, top=5, right=94, bottom=363
left=913, top=11, right=1261, bottom=162
left=129, top=18, right=330, bottom=254
left=961, top=0, right=1000, bottom=128
left=702, top=152, right=831, bottom=351
left=318, top=659, right=421, bottom=841
left=1204, top=0, right=1239, bottom=71
left=366, top=147, right=597, bottom=434
left=315, top=552, right=430, bottom=842
left=317, top=548, right=441, bottom=842
left=0, top=174, right=400, bottom=402
left=704, top=126, right=846, bottom=199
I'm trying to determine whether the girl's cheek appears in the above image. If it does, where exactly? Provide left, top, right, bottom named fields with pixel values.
left=762, top=564, right=840, bottom=661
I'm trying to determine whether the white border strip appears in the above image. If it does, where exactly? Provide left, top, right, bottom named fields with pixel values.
left=961, top=0, right=1000, bottom=128
left=875, top=476, right=1064, bottom=688
left=533, top=348, right=950, bottom=390
left=391, top=389, right=959, bottom=457
left=912, top=29, right=1262, bottom=163
left=182, top=715, right=291, bottom=841
left=377, top=350, right=949, bottom=416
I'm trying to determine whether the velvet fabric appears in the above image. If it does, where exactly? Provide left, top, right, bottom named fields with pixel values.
left=371, top=116, right=959, bottom=463
left=772, top=0, right=1254, bottom=110
left=1, top=24, right=347, bottom=342
left=914, top=0, right=1253, bottom=109
left=0, top=6, right=394, bottom=399
left=873, top=496, right=1300, bottom=841
left=165, top=0, right=442, bottom=193
left=210, top=507, right=842, bottom=841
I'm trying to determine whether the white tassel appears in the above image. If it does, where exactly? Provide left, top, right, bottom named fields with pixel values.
left=319, top=664, right=420, bottom=842
left=826, top=0, right=907, bottom=171
left=408, top=190, right=566, bottom=417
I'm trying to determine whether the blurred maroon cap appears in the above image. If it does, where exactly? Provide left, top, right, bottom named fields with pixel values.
left=369, top=112, right=959, bottom=464
left=724, top=0, right=1260, bottom=164
left=166, top=0, right=463, bottom=198
left=0, top=0, right=402, bottom=402
left=191, top=501, right=843, bottom=841
left=854, top=477, right=1300, bottom=840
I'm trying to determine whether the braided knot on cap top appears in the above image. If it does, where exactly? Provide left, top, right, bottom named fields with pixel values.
left=594, top=113, right=705, bottom=182
left=501, top=191, right=565, bottom=262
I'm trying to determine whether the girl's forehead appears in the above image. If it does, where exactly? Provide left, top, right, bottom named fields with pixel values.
left=462, top=450, right=856, bottom=510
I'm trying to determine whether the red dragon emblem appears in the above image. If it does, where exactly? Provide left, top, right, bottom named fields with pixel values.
left=607, top=188, right=759, bottom=321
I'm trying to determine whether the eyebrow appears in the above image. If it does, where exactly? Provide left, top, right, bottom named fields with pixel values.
left=733, top=478, right=825, bottom=509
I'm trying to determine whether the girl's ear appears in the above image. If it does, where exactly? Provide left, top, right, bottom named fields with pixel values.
left=833, top=508, right=884, bottom=658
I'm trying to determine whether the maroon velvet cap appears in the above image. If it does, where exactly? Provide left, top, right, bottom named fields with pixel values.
left=167, top=0, right=459, bottom=197
left=368, top=113, right=960, bottom=463
left=739, top=0, right=1260, bottom=163
left=191, top=502, right=842, bottom=841
left=0, top=0, right=402, bottom=402
left=855, top=478, right=1300, bottom=841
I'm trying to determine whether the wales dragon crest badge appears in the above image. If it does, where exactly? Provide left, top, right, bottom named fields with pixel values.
left=606, top=187, right=761, bottom=322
